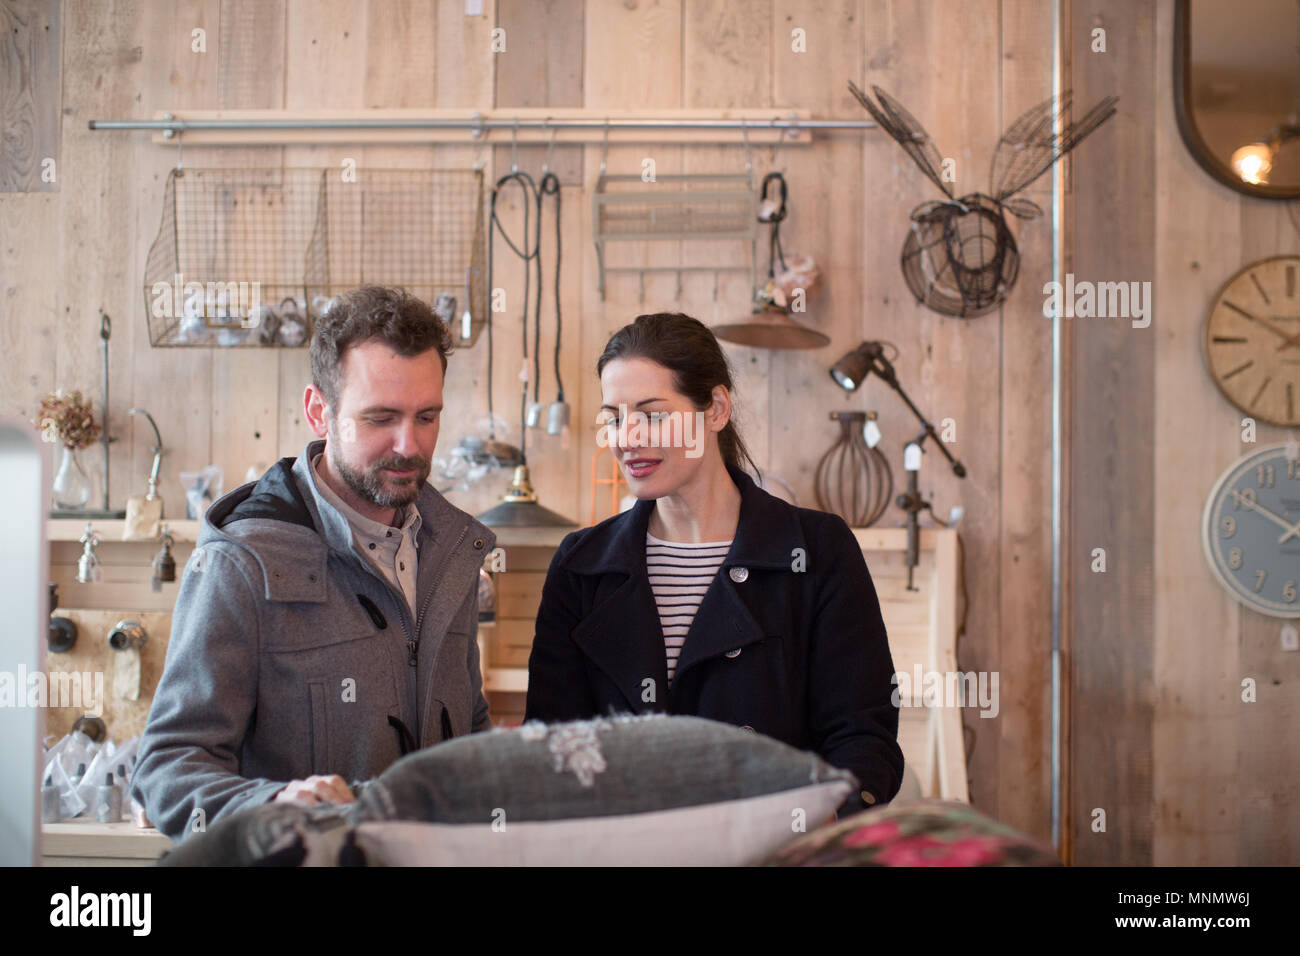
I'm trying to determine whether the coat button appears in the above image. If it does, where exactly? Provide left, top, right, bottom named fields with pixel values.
left=473, top=538, right=485, bottom=550
left=724, top=647, right=742, bottom=659
left=729, top=567, right=748, bottom=583
left=861, top=790, right=876, bottom=805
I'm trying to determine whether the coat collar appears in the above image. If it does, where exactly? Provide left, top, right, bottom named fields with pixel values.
left=559, top=462, right=805, bottom=576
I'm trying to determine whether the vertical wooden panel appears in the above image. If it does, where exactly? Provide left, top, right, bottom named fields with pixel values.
left=862, top=0, right=1003, bottom=818
left=0, top=0, right=61, bottom=193
left=484, top=0, right=585, bottom=526
left=277, top=0, right=369, bottom=460
left=997, top=0, right=1056, bottom=844
left=431, top=1, right=498, bottom=519
left=1068, top=0, right=1157, bottom=865
left=684, top=0, right=774, bottom=478
left=1232, top=156, right=1300, bottom=866
left=208, top=0, right=286, bottom=493
left=127, top=0, right=219, bottom=514
left=580, top=0, right=684, bottom=527
left=768, top=0, right=862, bottom=507
left=1151, top=0, right=1246, bottom=866
left=59, top=0, right=155, bottom=513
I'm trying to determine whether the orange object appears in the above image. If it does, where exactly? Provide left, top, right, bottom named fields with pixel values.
left=590, top=446, right=628, bottom=525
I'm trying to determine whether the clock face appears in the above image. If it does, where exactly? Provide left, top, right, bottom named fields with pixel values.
left=1203, top=255, right=1300, bottom=427
left=1202, top=443, right=1300, bottom=618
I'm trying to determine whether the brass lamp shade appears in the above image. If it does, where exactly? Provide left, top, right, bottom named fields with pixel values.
left=713, top=303, right=830, bottom=350
left=476, top=465, right=577, bottom=528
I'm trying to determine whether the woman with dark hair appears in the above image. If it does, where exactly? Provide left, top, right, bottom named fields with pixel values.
left=525, top=312, right=904, bottom=814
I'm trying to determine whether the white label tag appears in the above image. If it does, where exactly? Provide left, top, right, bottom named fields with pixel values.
left=904, top=443, right=923, bottom=472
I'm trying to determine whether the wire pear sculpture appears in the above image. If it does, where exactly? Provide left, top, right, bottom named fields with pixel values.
left=849, top=81, right=1118, bottom=318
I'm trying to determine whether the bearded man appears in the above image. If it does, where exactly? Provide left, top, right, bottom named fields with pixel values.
left=133, top=286, right=496, bottom=841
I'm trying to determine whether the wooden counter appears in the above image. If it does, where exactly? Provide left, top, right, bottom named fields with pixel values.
left=41, top=821, right=172, bottom=866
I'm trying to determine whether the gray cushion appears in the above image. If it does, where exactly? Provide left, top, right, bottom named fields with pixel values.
left=354, top=713, right=857, bottom=824
left=158, top=714, right=858, bottom=865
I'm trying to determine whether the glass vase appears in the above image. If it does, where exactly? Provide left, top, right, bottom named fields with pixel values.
left=52, top=445, right=92, bottom=510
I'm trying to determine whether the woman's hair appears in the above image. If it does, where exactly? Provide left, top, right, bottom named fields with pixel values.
left=596, top=312, right=759, bottom=476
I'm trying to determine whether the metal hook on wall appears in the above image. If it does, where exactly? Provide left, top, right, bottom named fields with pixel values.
left=542, top=117, right=557, bottom=174
left=599, top=118, right=610, bottom=174
left=510, top=118, right=519, bottom=173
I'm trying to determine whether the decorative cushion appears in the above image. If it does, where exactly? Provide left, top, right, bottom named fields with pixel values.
left=159, top=714, right=859, bottom=866
left=758, top=799, right=1063, bottom=867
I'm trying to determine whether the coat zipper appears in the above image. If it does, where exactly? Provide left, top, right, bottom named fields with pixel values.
left=407, top=522, right=469, bottom=668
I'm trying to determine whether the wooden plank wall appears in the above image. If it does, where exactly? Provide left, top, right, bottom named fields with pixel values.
left=16, top=0, right=1292, bottom=862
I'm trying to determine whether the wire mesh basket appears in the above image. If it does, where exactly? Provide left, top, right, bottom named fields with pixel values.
left=143, top=167, right=487, bottom=347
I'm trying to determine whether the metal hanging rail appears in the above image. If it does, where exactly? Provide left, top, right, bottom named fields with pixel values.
left=87, top=108, right=876, bottom=147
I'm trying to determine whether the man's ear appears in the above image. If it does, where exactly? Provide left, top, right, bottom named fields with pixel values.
left=303, top=384, right=330, bottom=439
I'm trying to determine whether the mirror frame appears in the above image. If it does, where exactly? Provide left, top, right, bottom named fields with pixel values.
left=1174, top=0, right=1300, bottom=200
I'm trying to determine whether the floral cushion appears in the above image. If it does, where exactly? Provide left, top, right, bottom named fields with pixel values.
left=760, top=799, right=1062, bottom=867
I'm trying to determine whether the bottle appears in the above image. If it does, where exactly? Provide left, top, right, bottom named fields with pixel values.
left=42, top=774, right=60, bottom=823
left=94, top=773, right=122, bottom=823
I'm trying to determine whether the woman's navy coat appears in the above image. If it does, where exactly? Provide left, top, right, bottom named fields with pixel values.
left=525, top=463, right=904, bottom=813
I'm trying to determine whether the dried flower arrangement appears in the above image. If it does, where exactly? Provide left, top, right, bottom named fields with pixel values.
left=35, top=390, right=102, bottom=450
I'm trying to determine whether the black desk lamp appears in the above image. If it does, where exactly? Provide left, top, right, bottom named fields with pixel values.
left=829, top=341, right=967, bottom=589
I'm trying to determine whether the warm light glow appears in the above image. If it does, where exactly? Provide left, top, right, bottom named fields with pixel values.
left=1231, top=142, right=1273, bottom=185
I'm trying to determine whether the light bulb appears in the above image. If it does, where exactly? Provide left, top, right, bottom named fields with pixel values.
left=1231, top=142, right=1273, bottom=185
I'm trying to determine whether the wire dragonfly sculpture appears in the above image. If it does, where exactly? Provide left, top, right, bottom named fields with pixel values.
left=848, top=81, right=1119, bottom=318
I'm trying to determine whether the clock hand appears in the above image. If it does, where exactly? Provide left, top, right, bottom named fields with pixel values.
left=1229, top=304, right=1300, bottom=350
left=1233, top=491, right=1300, bottom=540
left=1278, top=514, right=1300, bottom=544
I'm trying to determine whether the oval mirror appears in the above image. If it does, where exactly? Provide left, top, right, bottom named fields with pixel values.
left=1176, top=0, right=1300, bottom=198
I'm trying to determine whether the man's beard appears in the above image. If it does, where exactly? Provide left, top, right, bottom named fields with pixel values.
left=328, top=427, right=430, bottom=509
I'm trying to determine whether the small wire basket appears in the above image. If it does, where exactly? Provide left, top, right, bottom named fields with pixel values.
left=142, top=167, right=486, bottom=347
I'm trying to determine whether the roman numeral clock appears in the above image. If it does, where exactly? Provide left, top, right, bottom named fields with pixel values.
left=1201, top=256, right=1300, bottom=618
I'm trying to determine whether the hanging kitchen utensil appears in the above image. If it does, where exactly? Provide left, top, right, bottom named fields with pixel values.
left=713, top=172, right=829, bottom=349
left=847, top=81, right=1118, bottom=317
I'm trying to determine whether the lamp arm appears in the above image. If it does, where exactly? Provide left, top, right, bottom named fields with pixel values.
left=867, top=352, right=968, bottom=478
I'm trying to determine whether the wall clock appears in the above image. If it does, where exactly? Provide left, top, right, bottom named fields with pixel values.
left=1201, top=443, right=1300, bottom=618
left=1203, top=255, right=1300, bottom=427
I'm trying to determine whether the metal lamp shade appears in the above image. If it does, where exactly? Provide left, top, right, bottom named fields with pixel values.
left=476, top=465, right=577, bottom=528
left=713, top=304, right=830, bottom=350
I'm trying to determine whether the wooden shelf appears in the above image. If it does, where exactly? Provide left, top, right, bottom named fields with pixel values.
left=46, top=518, right=202, bottom=543
left=41, top=821, right=171, bottom=865
left=484, top=667, right=529, bottom=693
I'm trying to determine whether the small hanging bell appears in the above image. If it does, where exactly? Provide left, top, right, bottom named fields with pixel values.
left=152, top=529, right=176, bottom=592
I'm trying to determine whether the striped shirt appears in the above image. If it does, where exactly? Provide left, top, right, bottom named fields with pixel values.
left=646, top=531, right=734, bottom=686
